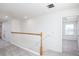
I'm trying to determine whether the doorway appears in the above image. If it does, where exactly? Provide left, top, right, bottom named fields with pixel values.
left=0, top=22, right=2, bottom=39
left=62, top=15, right=79, bottom=56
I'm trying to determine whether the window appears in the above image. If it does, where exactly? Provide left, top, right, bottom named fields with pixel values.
left=64, top=24, right=74, bottom=35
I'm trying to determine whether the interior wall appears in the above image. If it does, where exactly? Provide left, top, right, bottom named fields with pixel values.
left=10, top=8, right=79, bottom=53
left=2, top=19, right=11, bottom=41
left=11, top=19, right=40, bottom=53
left=11, top=19, right=21, bottom=32
left=0, top=23, right=2, bottom=39
left=23, top=8, right=79, bottom=52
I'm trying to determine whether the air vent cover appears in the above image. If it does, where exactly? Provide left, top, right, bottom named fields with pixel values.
left=47, top=4, right=54, bottom=8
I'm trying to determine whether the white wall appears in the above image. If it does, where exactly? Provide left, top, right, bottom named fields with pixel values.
left=11, top=19, right=21, bottom=32
left=2, top=18, right=11, bottom=41
left=10, top=8, right=79, bottom=53
left=22, top=8, right=79, bottom=52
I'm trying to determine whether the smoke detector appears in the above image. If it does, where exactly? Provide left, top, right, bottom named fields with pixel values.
left=47, top=4, right=54, bottom=8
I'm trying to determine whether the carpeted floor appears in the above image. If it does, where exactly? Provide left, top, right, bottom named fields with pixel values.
left=0, top=40, right=36, bottom=56
left=0, top=39, right=79, bottom=56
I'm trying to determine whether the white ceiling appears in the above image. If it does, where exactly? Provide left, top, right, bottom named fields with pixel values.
left=0, top=3, right=79, bottom=20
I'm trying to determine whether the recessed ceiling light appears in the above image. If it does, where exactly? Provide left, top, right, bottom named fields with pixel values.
left=24, top=16, right=28, bottom=19
left=5, top=16, right=8, bottom=18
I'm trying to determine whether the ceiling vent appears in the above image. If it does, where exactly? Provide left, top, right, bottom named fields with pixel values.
left=47, top=4, right=54, bottom=8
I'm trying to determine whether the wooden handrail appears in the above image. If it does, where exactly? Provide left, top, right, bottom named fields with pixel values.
left=11, top=32, right=40, bottom=36
left=11, top=32, right=43, bottom=56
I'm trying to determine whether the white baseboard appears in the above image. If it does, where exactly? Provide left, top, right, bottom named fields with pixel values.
left=46, top=48, right=62, bottom=53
